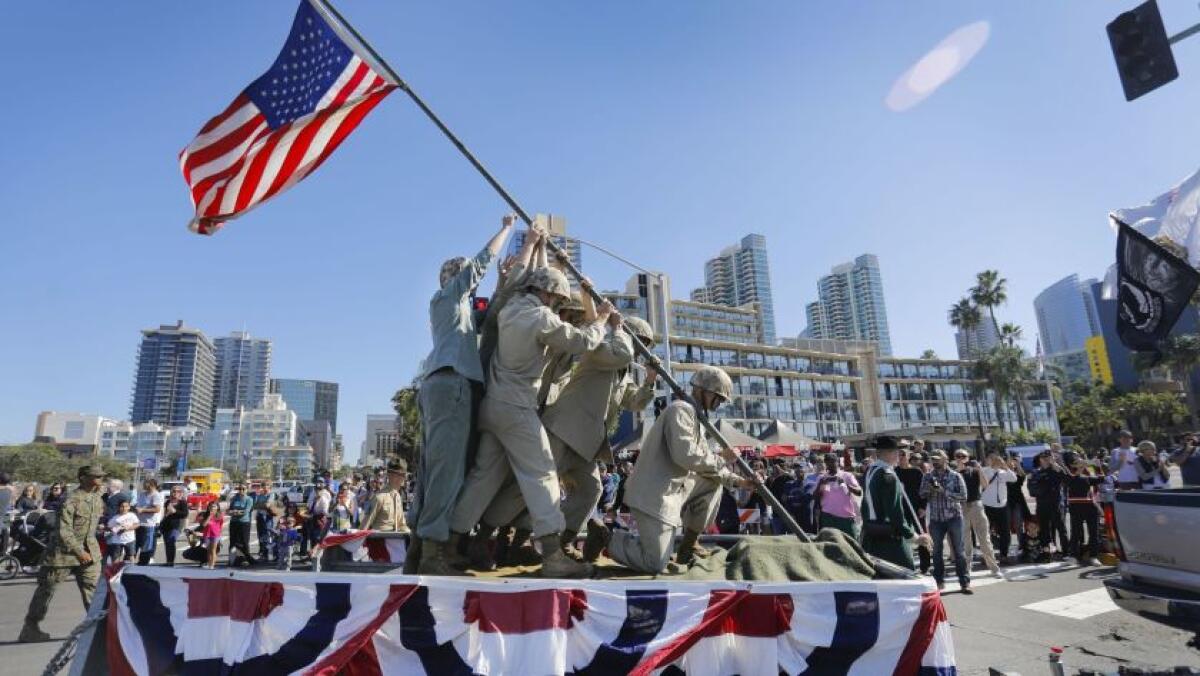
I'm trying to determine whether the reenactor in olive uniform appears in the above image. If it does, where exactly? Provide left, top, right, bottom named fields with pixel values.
left=449, top=266, right=613, bottom=578
left=361, top=461, right=410, bottom=533
left=20, top=464, right=106, bottom=642
left=604, top=366, right=753, bottom=574
left=543, top=315, right=658, bottom=561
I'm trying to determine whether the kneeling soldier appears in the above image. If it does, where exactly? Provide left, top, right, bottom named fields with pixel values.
left=605, top=366, right=753, bottom=574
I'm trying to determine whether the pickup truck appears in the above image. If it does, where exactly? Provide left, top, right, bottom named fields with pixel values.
left=1104, top=487, right=1200, bottom=632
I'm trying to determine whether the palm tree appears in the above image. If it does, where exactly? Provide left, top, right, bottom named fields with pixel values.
left=920, top=349, right=938, bottom=359
left=949, top=297, right=988, bottom=449
left=971, top=270, right=1008, bottom=338
left=999, top=322, right=1023, bottom=348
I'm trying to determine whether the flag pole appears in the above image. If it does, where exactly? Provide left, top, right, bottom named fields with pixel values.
left=311, top=0, right=811, bottom=543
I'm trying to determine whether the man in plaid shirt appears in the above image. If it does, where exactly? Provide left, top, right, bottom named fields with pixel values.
left=920, top=450, right=972, bottom=594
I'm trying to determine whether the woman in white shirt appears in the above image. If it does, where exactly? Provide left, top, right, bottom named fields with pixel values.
left=980, top=454, right=1017, bottom=562
left=1110, top=431, right=1141, bottom=489
left=105, top=498, right=139, bottom=564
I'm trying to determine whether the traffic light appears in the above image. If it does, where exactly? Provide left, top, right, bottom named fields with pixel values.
left=1107, top=0, right=1178, bottom=101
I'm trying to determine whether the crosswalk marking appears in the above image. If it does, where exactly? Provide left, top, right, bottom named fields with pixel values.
left=1019, top=588, right=1119, bottom=620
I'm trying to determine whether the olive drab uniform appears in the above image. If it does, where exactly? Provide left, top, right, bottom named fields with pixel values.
left=608, top=400, right=741, bottom=574
left=361, top=488, right=409, bottom=533
left=24, top=487, right=104, bottom=629
left=450, top=291, right=606, bottom=539
left=541, top=328, right=655, bottom=534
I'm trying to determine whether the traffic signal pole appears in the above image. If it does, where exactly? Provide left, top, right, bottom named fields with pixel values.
left=1169, top=21, right=1200, bottom=44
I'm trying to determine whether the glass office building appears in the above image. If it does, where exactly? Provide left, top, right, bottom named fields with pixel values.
left=214, top=331, right=273, bottom=411
left=270, top=378, right=339, bottom=433
left=1034, top=274, right=1100, bottom=357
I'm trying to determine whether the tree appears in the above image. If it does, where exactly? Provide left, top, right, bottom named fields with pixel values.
left=999, top=322, right=1023, bottom=348
left=391, top=385, right=423, bottom=467
left=949, top=297, right=988, bottom=448
left=1157, top=333, right=1200, bottom=428
left=253, top=459, right=274, bottom=481
left=1116, top=390, right=1187, bottom=445
left=1056, top=384, right=1123, bottom=451
left=970, top=269, right=1008, bottom=338
left=920, top=349, right=938, bottom=360
left=0, top=445, right=132, bottom=484
left=283, top=461, right=299, bottom=480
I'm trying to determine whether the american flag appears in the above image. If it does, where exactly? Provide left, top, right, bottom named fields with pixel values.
left=179, top=0, right=396, bottom=235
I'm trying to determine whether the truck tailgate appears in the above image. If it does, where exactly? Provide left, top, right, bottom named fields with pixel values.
left=1115, top=488, right=1200, bottom=593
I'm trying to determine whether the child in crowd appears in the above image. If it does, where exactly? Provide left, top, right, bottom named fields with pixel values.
left=198, top=502, right=224, bottom=569
left=104, top=498, right=139, bottom=565
left=274, top=515, right=302, bottom=570
left=1018, top=516, right=1046, bottom=563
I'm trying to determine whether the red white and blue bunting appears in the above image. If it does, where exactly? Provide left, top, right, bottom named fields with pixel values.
left=104, top=566, right=955, bottom=675
left=318, top=530, right=408, bottom=565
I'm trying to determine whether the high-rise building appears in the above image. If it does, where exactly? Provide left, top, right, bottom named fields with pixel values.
left=270, top=378, right=339, bottom=433
left=208, top=394, right=298, bottom=474
left=298, top=418, right=334, bottom=470
left=954, top=323, right=1000, bottom=360
left=130, top=321, right=216, bottom=429
left=802, top=254, right=893, bottom=355
left=363, top=414, right=399, bottom=466
left=214, top=331, right=272, bottom=412
left=505, top=213, right=582, bottom=274
left=690, top=234, right=777, bottom=344
left=1034, top=274, right=1101, bottom=357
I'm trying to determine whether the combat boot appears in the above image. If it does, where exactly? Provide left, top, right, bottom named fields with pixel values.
left=582, top=522, right=611, bottom=562
left=538, top=534, right=593, bottom=579
left=674, top=528, right=710, bottom=566
left=444, top=532, right=469, bottom=570
left=560, top=529, right=584, bottom=561
left=19, top=623, right=50, bottom=642
left=505, top=528, right=543, bottom=566
left=417, top=539, right=465, bottom=576
left=493, top=526, right=514, bottom=566
left=468, top=526, right=497, bottom=571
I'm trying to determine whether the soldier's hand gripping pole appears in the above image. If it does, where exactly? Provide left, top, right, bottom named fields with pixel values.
left=539, top=239, right=812, bottom=543
left=312, top=0, right=810, bottom=543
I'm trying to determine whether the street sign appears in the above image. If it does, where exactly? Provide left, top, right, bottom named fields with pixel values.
left=1107, top=0, right=1178, bottom=101
left=140, top=457, right=158, bottom=470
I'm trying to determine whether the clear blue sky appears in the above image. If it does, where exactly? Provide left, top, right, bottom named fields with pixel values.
left=5, top=1, right=1200, bottom=461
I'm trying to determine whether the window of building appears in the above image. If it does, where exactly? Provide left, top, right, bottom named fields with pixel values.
left=792, top=356, right=811, bottom=372
left=901, top=363, right=919, bottom=378
left=878, top=362, right=897, bottom=378
left=814, top=380, right=835, bottom=399
left=63, top=421, right=85, bottom=439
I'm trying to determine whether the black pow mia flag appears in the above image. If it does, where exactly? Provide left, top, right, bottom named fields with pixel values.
left=1115, top=218, right=1200, bottom=352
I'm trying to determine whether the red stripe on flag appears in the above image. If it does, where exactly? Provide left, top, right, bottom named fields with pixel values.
left=631, top=589, right=790, bottom=676
left=893, top=591, right=947, bottom=676
left=462, top=588, right=588, bottom=634
left=308, top=584, right=420, bottom=676
left=259, top=63, right=371, bottom=200
left=197, top=93, right=249, bottom=136
left=230, top=122, right=291, bottom=212
left=185, top=578, right=285, bottom=621
left=182, top=114, right=268, bottom=179
left=295, top=87, right=393, bottom=184
left=365, top=538, right=390, bottom=562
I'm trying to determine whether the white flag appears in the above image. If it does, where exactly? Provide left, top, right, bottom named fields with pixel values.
left=1103, top=165, right=1200, bottom=298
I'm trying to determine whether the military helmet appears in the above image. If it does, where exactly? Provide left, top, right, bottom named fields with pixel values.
left=559, top=291, right=586, bottom=313
left=623, top=316, right=655, bottom=345
left=691, top=365, right=733, bottom=400
left=439, top=256, right=469, bottom=287
left=526, top=267, right=572, bottom=300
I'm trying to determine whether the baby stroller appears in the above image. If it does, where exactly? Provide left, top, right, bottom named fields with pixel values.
left=0, top=510, right=51, bottom=580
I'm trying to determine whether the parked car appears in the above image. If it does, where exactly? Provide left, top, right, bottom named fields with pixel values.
left=1104, top=487, right=1200, bottom=632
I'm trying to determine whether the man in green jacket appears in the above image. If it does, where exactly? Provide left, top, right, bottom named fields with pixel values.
left=860, top=436, right=919, bottom=570
left=20, top=464, right=106, bottom=642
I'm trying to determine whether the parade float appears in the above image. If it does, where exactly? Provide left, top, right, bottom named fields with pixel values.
left=54, top=2, right=959, bottom=672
